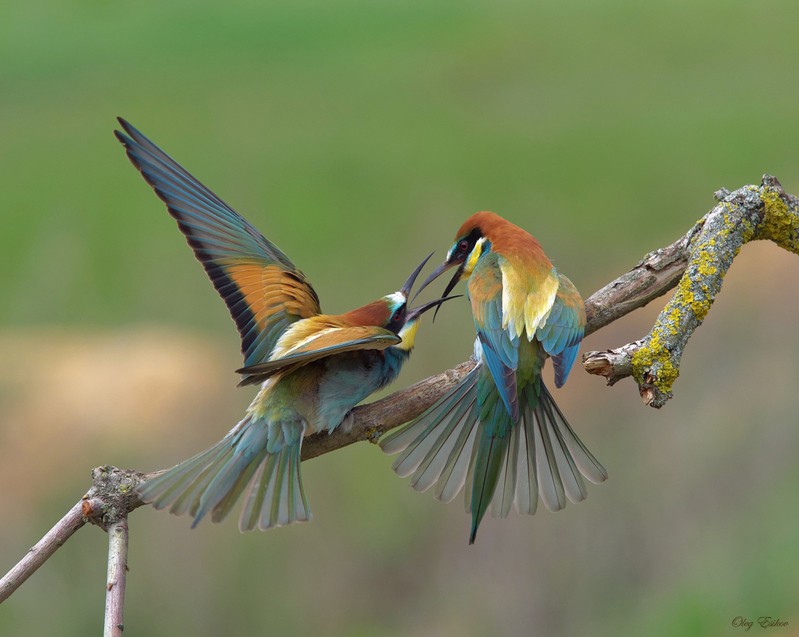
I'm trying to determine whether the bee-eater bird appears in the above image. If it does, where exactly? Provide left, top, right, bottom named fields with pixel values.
left=115, top=118, right=453, bottom=531
left=380, top=211, right=607, bottom=543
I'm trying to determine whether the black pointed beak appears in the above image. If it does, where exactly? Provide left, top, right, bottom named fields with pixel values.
left=431, top=268, right=465, bottom=321
left=439, top=265, right=465, bottom=300
left=411, top=259, right=459, bottom=303
left=411, top=258, right=465, bottom=321
left=401, top=251, right=435, bottom=298
left=406, top=294, right=462, bottom=321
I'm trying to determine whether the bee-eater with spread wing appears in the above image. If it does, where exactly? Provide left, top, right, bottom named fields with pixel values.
left=115, top=118, right=453, bottom=531
left=380, top=211, right=607, bottom=543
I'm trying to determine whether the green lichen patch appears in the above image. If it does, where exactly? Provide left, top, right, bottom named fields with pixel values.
left=631, top=330, right=679, bottom=394
left=758, top=188, right=799, bottom=254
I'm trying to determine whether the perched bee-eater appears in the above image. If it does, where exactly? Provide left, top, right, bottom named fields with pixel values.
left=381, top=211, right=607, bottom=543
left=115, top=118, right=452, bottom=531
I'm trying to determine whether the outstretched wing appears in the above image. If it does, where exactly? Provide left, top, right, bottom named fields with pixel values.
left=535, top=273, right=585, bottom=387
left=115, top=118, right=321, bottom=367
left=237, top=322, right=400, bottom=385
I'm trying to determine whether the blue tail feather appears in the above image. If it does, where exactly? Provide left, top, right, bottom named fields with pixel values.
left=381, top=366, right=480, bottom=501
left=137, top=414, right=310, bottom=531
left=468, top=395, right=512, bottom=543
left=382, top=362, right=607, bottom=543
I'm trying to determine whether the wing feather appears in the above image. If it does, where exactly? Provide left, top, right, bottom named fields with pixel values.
left=116, top=118, right=321, bottom=366
left=536, top=273, right=586, bottom=387
left=237, top=323, right=400, bottom=384
left=468, top=256, right=519, bottom=419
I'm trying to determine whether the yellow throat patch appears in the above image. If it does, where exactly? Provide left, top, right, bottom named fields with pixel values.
left=396, top=320, right=420, bottom=351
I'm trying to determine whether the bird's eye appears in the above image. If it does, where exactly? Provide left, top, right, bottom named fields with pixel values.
left=392, top=309, right=403, bottom=323
left=458, top=240, right=469, bottom=253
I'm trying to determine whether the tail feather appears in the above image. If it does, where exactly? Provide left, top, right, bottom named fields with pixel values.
left=468, top=399, right=511, bottom=544
left=192, top=425, right=270, bottom=525
left=433, top=409, right=479, bottom=503
left=409, top=387, right=477, bottom=492
left=171, top=461, right=219, bottom=518
left=380, top=367, right=481, bottom=499
left=513, top=411, right=538, bottom=515
left=471, top=380, right=608, bottom=528
left=237, top=445, right=310, bottom=531
left=542, top=384, right=608, bottom=485
left=381, top=361, right=607, bottom=542
left=141, top=437, right=234, bottom=517
left=136, top=416, right=311, bottom=532
left=239, top=453, right=277, bottom=531
left=380, top=368, right=477, bottom=460
left=538, top=391, right=587, bottom=506
left=287, top=449, right=307, bottom=522
left=491, top=422, right=520, bottom=519
left=209, top=453, right=264, bottom=523
left=272, top=446, right=292, bottom=526
left=468, top=439, right=509, bottom=542
left=530, top=397, right=568, bottom=512
left=270, top=450, right=287, bottom=525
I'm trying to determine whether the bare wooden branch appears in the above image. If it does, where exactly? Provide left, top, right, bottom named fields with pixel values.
left=583, top=228, right=699, bottom=337
left=581, top=340, right=643, bottom=386
left=0, top=499, right=93, bottom=603
left=583, top=175, right=799, bottom=407
left=0, top=467, right=145, bottom=605
left=104, top=519, right=129, bottom=637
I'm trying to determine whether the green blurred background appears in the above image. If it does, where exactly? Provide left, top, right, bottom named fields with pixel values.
left=2, top=0, right=799, bottom=635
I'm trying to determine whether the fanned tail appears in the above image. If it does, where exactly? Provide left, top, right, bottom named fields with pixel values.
left=137, top=415, right=310, bottom=531
left=381, top=364, right=606, bottom=543
left=491, top=381, right=607, bottom=522
left=380, top=365, right=481, bottom=504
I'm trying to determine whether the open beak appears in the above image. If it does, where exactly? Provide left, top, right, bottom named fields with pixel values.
left=400, top=252, right=435, bottom=298
left=411, top=259, right=464, bottom=303
left=406, top=294, right=461, bottom=322
left=410, top=257, right=466, bottom=321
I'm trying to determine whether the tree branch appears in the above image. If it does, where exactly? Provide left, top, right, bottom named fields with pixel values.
left=104, top=519, right=129, bottom=637
left=582, top=174, right=799, bottom=406
left=0, top=500, right=92, bottom=603
left=0, top=467, right=145, bottom=604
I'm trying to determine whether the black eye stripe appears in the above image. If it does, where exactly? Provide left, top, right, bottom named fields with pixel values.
left=454, top=228, right=482, bottom=257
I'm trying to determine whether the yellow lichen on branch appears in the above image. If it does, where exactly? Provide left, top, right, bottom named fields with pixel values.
left=591, top=175, right=799, bottom=408
left=630, top=330, right=679, bottom=396
left=758, top=186, right=799, bottom=254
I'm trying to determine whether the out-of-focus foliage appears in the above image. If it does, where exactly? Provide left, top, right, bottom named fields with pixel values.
left=1, top=0, right=798, bottom=635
